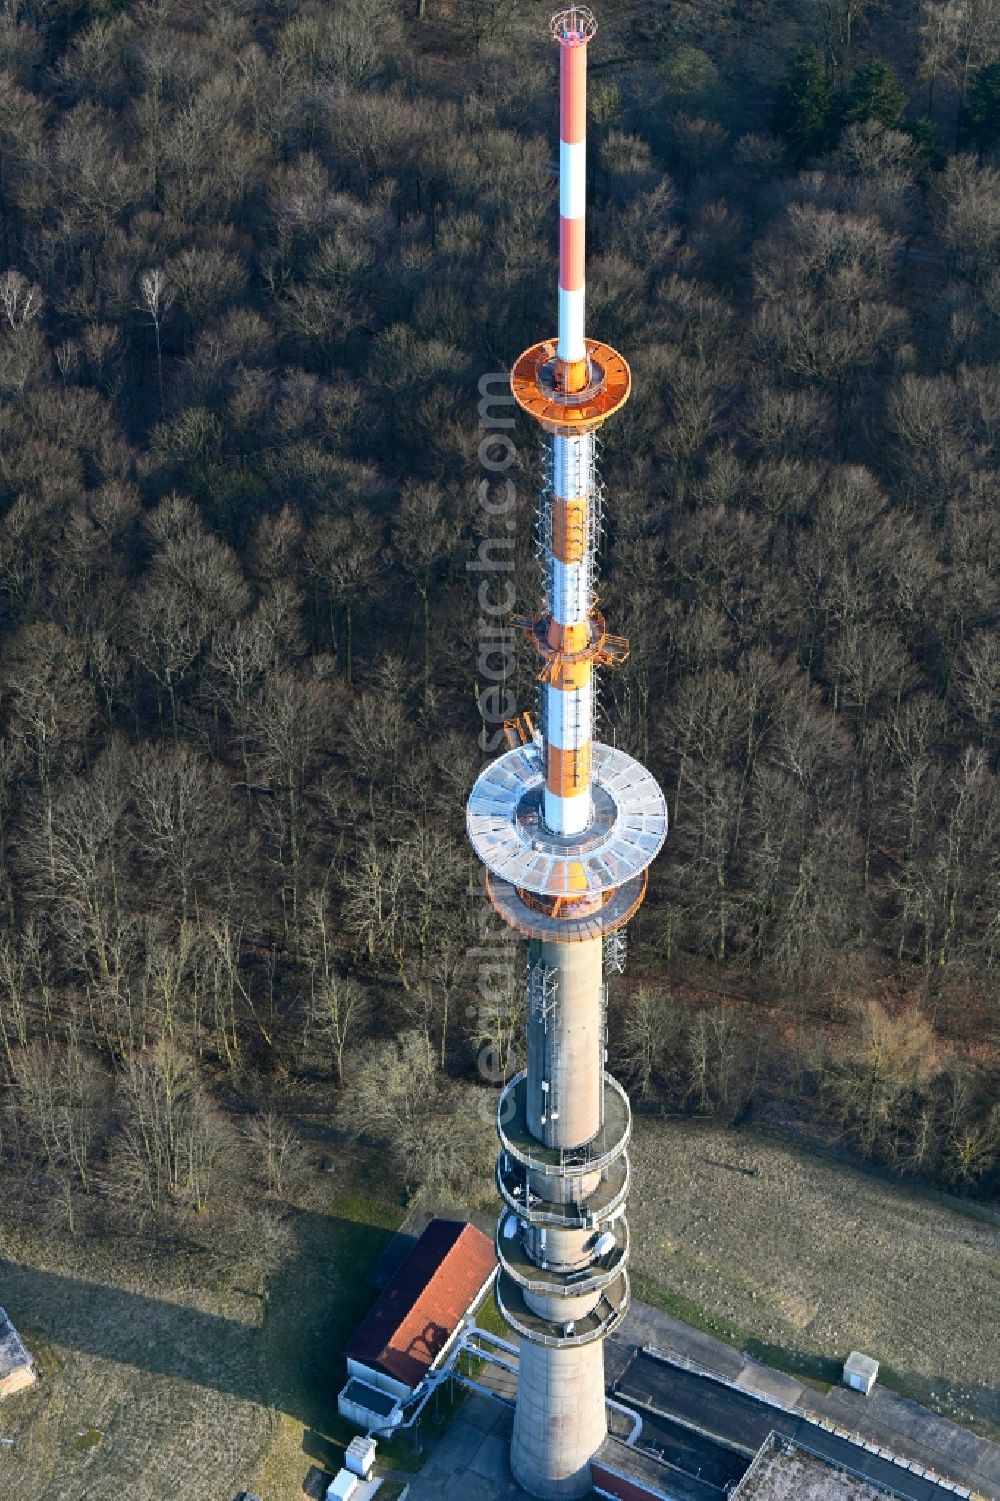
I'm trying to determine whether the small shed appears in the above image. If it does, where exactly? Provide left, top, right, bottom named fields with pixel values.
left=0, top=1308, right=36, bottom=1400
left=843, top=1350, right=879, bottom=1395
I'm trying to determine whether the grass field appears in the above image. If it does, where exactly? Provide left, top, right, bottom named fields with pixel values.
left=0, top=1189, right=403, bottom=1501
left=628, top=1117, right=1000, bottom=1434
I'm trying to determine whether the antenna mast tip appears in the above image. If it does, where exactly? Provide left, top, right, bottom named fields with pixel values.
left=550, top=6, right=597, bottom=45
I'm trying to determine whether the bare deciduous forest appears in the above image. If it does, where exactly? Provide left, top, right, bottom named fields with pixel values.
left=0, top=0, right=997, bottom=1283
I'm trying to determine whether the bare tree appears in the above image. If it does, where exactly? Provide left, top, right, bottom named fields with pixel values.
left=773, top=814, right=866, bottom=983
left=10, top=1038, right=106, bottom=1219
left=616, top=984, right=669, bottom=1102
left=937, top=156, right=1000, bottom=282
left=131, top=741, right=241, bottom=926
left=114, top=1041, right=233, bottom=1214
left=1, top=622, right=96, bottom=874
left=243, top=1110, right=302, bottom=1194
left=301, top=886, right=371, bottom=1083
left=206, top=609, right=272, bottom=802
left=947, top=1101, right=1000, bottom=1184
left=952, top=631, right=1000, bottom=744
left=919, top=0, right=1000, bottom=113
left=304, top=510, right=382, bottom=683
left=138, top=267, right=174, bottom=416
left=339, top=837, right=398, bottom=966
left=337, top=1028, right=438, bottom=1148
left=0, top=930, right=31, bottom=1073
left=0, top=268, right=42, bottom=329
left=826, top=1000, right=936, bottom=1153
left=467, top=937, right=523, bottom=1086
left=810, top=0, right=874, bottom=83
left=393, top=481, right=459, bottom=707
left=249, top=670, right=330, bottom=937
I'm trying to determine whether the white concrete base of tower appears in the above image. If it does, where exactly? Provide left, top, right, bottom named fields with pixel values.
left=510, top=1338, right=607, bottom=1500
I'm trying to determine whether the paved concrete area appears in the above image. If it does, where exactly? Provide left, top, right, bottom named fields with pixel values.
left=395, top=1298, right=1000, bottom=1501
left=401, top=1392, right=731, bottom=1501
left=402, top=1393, right=530, bottom=1501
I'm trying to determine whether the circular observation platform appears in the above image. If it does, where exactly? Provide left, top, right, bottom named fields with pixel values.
left=498, top=1070, right=631, bottom=1176
left=495, top=1216, right=628, bottom=1299
left=496, top=1268, right=630, bottom=1348
left=467, top=741, right=667, bottom=900
left=497, top=1150, right=629, bottom=1229
left=511, top=338, right=630, bottom=432
left=485, top=867, right=648, bottom=943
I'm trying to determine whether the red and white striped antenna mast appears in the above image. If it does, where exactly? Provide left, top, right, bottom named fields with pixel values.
left=467, top=8, right=668, bottom=1497
left=552, top=6, right=597, bottom=396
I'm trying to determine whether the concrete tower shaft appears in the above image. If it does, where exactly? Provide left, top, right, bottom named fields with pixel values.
left=466, top=8, right=667, bottom=1498
left=525, top=937, right=603, bottom=1148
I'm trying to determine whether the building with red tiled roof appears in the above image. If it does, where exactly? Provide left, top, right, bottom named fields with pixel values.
left=338, top=1218, right=497, bottom=1430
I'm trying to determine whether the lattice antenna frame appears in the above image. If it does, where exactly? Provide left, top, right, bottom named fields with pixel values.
left=604, top=929, right=627, bottom=973
left=528, top=959, right=559, bottom=1028
left=550, top=6, right=597, bottom=44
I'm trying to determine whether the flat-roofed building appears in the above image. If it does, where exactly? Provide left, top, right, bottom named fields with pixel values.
left=593, top=1435, right=723, bottom=1501
left=734, top=1435, right=894, bottom=1500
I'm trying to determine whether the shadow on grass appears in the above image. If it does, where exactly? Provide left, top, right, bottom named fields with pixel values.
left=301, top=1462, right=334, bottom=1500
left=742, top=1337, right=842, bottom=1389
left=302, top=1427, right=342, bottom=1474
left=0, top=1199, right=399, bottom=1441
